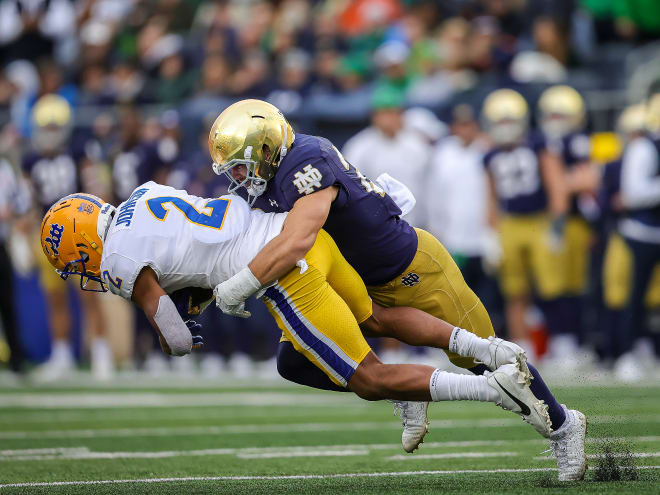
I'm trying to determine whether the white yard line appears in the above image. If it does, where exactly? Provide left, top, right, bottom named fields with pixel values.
left=3, top=415, right=660, bottom=440
left=0, top=392, right=357, bottom=409
left=534, top=452, right=660, bottom=461
left=1, top=467, right=660, bottom=489
left=387, top=452, right=518, bottom=461
left=3, top=436, right=660, bottom=462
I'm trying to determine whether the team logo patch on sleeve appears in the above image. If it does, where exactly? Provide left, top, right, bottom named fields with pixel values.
left=44, top=223, right=65, bottom=256
left=401, top=272, right=420, bottom=287
left=292, top=165, right=323, bottom=195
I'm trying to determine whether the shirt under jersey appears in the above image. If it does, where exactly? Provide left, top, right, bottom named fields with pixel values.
left=100, top=182, right=287, bottom=300
left=249, top=133, right=418, bottom=286
left=483, top=133, right=549, bottom=215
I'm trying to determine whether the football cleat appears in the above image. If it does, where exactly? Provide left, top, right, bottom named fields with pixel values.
left=549, top=406, right=588, bottom=481
left=485, top=363, right=552, bottom=438
left=480, top=336, right=530, bottom=379
left=391, top=400, right=429, bottom=453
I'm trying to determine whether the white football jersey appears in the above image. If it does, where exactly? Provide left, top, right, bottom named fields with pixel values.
left=100, top=181, right=287, bottom=299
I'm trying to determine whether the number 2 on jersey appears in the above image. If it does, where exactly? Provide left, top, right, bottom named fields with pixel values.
left=147, top=196, right=230, bottom=230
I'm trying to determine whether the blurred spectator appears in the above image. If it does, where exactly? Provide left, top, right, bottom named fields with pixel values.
left=343, top=85, right=431, bottom=228
left=424, top=104, right=490, bottom=294
left=267, top=49, right=313, bottom=114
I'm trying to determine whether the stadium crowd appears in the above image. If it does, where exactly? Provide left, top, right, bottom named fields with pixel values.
left=0, top=0, right=659, bottom=383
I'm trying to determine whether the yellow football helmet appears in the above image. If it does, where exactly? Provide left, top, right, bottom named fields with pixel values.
left=538, top=85, right=585, bottom=139
left=209, top=99, right=294, bottom=205
left=482, top=89, right=529, bottom=146
left=40, top=193, right=116, bottom=291
left=31, top=94, right=73, bottom=153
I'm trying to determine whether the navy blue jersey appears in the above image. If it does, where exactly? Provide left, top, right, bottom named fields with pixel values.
left=547, top=132, right=591, bottom=216
left=596, top=159, right=622, bottom=234
left=483, top=134, right=548, bottom=215
left=250, top=133, right=418, bottom=285
left=23, top=149, right=81, bottom=213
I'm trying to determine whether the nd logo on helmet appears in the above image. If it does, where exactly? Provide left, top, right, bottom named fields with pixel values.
left=44, top=223, right=65, bottom=256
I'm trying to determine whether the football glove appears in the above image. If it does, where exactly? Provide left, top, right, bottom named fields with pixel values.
left=185, top=320, right=204, bottom=350
left=213, top=267, right=262, bottom=318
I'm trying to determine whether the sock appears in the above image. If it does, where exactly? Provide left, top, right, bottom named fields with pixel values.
left=550, top=404, right=573, bottom=439
left=449, top=327, right=490, bottom=363
left=527, top=363, right=566, bottom=430
left=51, top=340, right=73, bottom=364
left=429, top=369, right=499, bottom=402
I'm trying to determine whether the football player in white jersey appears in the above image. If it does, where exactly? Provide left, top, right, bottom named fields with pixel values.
left=40, top=183, right=557, bottom=461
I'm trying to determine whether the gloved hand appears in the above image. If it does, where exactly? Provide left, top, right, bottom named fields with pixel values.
left=185, top=320, right=204, bottom=350
left=214, top=267, right=262, bottom=318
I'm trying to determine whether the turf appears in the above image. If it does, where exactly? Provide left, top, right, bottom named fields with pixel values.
left=0, top=378, right=658, bottom=494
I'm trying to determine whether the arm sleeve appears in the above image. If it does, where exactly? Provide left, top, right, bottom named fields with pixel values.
left=621, top=138, right=660, bottom=209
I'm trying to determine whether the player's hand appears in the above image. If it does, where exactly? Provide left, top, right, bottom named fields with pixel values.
left=184, top=320, right=205, bottom=350
left=213, top=281, right=252, bottom=318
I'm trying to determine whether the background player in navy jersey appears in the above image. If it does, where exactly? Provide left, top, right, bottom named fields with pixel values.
left=207, top=99, right=587, bottom=481
left=537, top=85, right=600, bottom=369
left=21, top=94, right=111, bottom=381
left=481, top=89, right=569, bottom=362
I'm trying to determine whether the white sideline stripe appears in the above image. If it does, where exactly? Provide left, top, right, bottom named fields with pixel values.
left=4, top=415, right=660, bottom=440
left=387, top=452, right=518, bottom=461
left=0, top=392, right=355, bottom=409
left=2, top=467, right=660, bottom=489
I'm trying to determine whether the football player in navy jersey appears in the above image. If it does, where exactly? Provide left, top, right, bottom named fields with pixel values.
left=482, top=89, right=569, bottom=357
left=538, top=86, right=599, bottom=365
left=22, top=95, right=111, bottom=381
left=205, top=99, right=586, bottom=480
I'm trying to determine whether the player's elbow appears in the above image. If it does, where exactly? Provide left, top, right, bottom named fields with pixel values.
left=288, top=233, right=317, bottom=260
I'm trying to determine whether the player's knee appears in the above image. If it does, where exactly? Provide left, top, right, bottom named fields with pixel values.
left=348, top=364, right=388, bottom=401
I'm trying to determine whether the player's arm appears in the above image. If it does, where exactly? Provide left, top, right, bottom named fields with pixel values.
left=132, top=267, right=201, bottom=356
left=213, top=186, right=337, bottom=318
left=540, top=150, right=569, bottom=218
left=249, top=185, right=338, bottom=284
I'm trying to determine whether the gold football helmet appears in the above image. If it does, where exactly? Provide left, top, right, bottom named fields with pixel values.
left=482, top=89, right=529, bottom=146
left=31, top=94, right=73, bottom=153
left=617, top=103, right=647, bottom=141
left=538, top=85, right=585, bottom=139
left=209, top=99, right=295, bottom=205
left=40, top=193, right=116, bottom=291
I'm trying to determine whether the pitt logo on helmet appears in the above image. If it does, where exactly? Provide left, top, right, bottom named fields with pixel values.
left=43, top=223, right=64, bottom=256
left=40, top=193, right=116, bottom=292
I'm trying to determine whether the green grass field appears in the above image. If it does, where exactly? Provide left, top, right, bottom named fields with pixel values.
left=0, top=377, right=658, bottom=494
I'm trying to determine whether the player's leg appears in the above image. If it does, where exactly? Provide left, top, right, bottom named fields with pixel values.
left=79, top=290, right=113, bottom=380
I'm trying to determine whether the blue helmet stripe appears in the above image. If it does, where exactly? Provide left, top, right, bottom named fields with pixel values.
left=62, top=194, right=103, bottom=208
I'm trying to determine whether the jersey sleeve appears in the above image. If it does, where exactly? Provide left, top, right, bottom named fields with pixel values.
left=101, top=248, right=162, bottom=300
left=530, top=133, right=548, bottom=154
left=482, top=150, right=496, bottom=171
left=277, top=155, right=339, bottom=208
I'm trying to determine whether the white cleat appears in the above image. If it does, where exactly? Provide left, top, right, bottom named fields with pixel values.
left=486, top=363, right=552, bottom=438
left=391, top=401, right=429, bottom=453
left=550, top=406, right=588, bottom=481
left=482, top=337, right=530, bottom=378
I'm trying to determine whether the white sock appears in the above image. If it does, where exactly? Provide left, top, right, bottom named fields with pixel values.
left=429, top=369, right=499, bottom=402
left=51, top=340, right=73, bottom=364
left=448, top=327, right=490, bottom=363
left=91, top=338, right=111, bottom=361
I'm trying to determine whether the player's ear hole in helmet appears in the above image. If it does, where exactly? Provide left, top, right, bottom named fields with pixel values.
left=40, top=194, right=116, bottom=292
left=208, top=99, right=295, bottom=206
